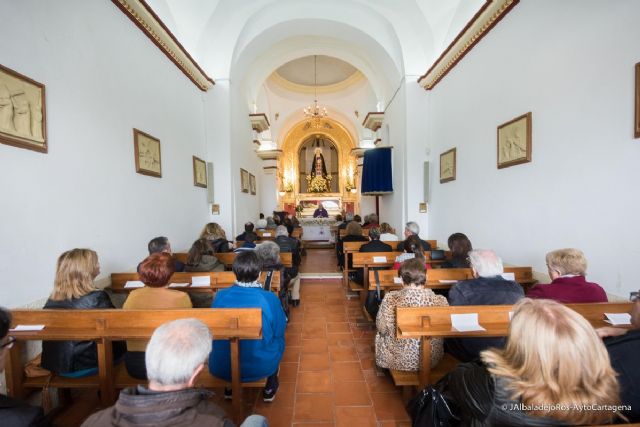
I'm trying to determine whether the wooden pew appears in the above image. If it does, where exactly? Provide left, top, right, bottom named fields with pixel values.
left=291, top=228, right=302, bottom=239
left=339, top=228, right=370, bottom=239
left=351, top=252, right=401, bottom=318
left=5, top=308, right=263, bottom=417
left=175, top=252, right=292, bottom=269
left=342, top=241, right=368, bottom=289
left=394, top=302, right=633, bottom=389
left=110, top=271, right=280, bottom=293
left=256, top=230, right=276, bottom=240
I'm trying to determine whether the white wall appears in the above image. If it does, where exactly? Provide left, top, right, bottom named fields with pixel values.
left=0, top=1, right=212, bottom=307
left=426, top=0, right=640, bottom=298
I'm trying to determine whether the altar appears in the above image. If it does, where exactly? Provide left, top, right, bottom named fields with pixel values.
left=299, top=217, right=337, bottom=242
left=297, top=193, right=342, bottom=218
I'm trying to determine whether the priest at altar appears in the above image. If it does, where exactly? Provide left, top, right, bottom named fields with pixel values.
left=313, top=203, right=329, bottom=218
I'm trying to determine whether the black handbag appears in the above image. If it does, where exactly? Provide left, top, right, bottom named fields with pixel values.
left=364, top=270, right=383, bottom=319
left=406, top=384, right=455, bottom=427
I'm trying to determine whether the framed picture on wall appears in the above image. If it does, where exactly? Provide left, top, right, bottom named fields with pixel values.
left=439, top=147, right=456, bottom=183
left=134, top=129, right=162, bottom=177
left=635, top=62, right=640, bottom=138
left=240, top=168, right=250, bottom=193
left=193, top=156, right=207, bottom=188
left=249, top=173, right=256, bottom=195
left=497, top=112, right=532, bottom=169
left=0, top=63, right=47, bottom=153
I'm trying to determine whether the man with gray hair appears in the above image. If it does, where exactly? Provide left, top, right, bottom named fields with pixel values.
left=82, top=319, right=266, bottom=427
left=274, top=225, right=302, bottom=306
left=396, top=221, right=432, bottom=252
left=445, top=249, right=524, bottom=362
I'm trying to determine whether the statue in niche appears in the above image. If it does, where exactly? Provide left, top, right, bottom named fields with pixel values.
left=306, top=147, right=332, bottom=193
left=310, top=147, right=328, bottom=179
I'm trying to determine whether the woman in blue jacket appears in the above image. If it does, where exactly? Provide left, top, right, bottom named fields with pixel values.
left=209, top=251, right=286, bottom=402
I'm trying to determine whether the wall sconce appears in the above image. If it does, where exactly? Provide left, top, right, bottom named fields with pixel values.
left=278, top=190, right=286, bottom=197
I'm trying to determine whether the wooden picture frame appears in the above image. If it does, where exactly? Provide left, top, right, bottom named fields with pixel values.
left=497, top=112, right=532, bottom=169
left=240, top=168, right=250, bottom=193
left=635, top=62, right=640, bottom=138
left=211, top=204, right=220, bottom=215
left=0, top=64, right=47, bottom=153
left=193, top=156, right=207, bottom=188
left=249, top=173, right=256, bottom=195
left=134, top=129, right=162, bottom=178
left=439, top=148, right=456, bottom=183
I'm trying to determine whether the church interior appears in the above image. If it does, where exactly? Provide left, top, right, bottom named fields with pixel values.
left=1, top=0, right=640, bottom=425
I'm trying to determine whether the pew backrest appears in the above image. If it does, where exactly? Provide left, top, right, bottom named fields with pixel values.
left=110, top=271, right=280, bottom=293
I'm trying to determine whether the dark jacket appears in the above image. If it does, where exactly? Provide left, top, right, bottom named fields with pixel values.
left=604, top=329, right=640, bottom=422
left=440, top=361, right=566, bottom=426
left=337, top=235, right=369, bottom=268
left=397, top=238, right=432, bottom=252
left=446, top=276, right=524, bottom=362
left=441, top=257, right=470, bottom=269
left=274, top=235, right=301, bottom=276
left=184, top=254, right=224, bottom=272
left=359, top=240, right=392, bottom=253
left=42, top=290, right=126, bottom=373
left=209, top=238, right=231, bottom=253
left=0, top=394, right=49, bottom=427
left=81, top=386, right=233, bottom=427
left=527, top=275, right=607, bottom=303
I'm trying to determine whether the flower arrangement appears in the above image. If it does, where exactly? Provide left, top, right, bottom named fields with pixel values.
left=306, top=174, right=332, bottom=193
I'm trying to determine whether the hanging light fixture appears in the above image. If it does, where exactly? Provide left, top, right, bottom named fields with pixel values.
left=303, top=55, right=328, bottom=128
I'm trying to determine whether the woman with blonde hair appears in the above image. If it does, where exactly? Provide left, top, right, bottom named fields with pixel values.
left=379, top=222, right=399, bottom=242
left=42, top=249, right=125, bottom=377
left=438, top=298, right=620, bottom=425
left=200, top=222, right=231, bottom=253
left=527, top=248, right=607, bottom=303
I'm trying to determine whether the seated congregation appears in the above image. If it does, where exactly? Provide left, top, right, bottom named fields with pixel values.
left=3, top=213, right=639, bottom=426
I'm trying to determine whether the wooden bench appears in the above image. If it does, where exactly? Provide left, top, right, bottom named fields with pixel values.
left=395, top=302, right=634, bottom=389
left=339, top=228, right=370, bottom=239
left=341, top=241, right=368, bottom=289
left=110, top=271, right=280, bottom=293
left=174, top=252, right=292, bottom=269
left=291, top=228, right=302, bottom=239
left=256, top=230, right=276, bottom=240
left=5, top=308, right=262, bottom=417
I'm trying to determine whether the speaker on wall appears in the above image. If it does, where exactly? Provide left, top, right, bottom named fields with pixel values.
left=423, top=161, right=429, bottom=202
left=207, top=162, right=214, bottom=203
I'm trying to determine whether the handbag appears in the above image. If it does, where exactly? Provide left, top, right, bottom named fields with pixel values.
left=406, top=384, right=455, bottom=427
left=364, top=270, right=383, bottom=319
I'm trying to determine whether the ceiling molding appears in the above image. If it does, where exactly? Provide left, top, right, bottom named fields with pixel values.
left=418, top=0, right=519, bottom=90
left=270, top=70, right=364, bottom=94
left=112, top=0, right=214, bottom=91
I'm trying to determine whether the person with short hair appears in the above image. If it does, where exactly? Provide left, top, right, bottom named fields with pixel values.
left=234, top=232, right=257, bottom=253
left=123, top=253, right=192, bottom=380
left=379, top=222, right=399, bottom=242
left=363, top=213, right=379, bottom=229
left=200, top=223, right=231, bottom=253
left=185, top=238, right=224, bottom=272
left=438, top=299, right=620, bottom=426
left=445, top=249, right=524, bottom=362
left=527, top=248, right=607, bottom=303
left=236, top=222, right=256, bottom=242
left=42, top=249, right=125, bottom=378
left=441, top=232, right=473, bottom=268
left=337, top=221, right=369, bottom=270
left=209, top=252, right=286, bottom=402
left=256, top=241, right=290, bottom=314
left=265, top=216, right=277, bottom=229
left=145, top=236, right=184, bottom=272
left=597, top=292, right=640, bottom=421
left=313, top=202, right=329, bottom=218
left=396, top=221, right=432, bottom=252
left=376, top=259, right=448, bottom=371
left=360, top=227, right=392, bottom=253
left=0, top=307, right=51, bottom=427
left=82, top=318, right=267, bottom=427
left=274, top=225, right=302, bottom=306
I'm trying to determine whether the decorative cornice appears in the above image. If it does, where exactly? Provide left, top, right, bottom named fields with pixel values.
left=250, top=113, right=270, bottom=133
left=256, top=149, right=283, bottom=161
left=112, top=0, right=214, bottom=91
left=418, top=0, right=519, bottom=90
left=362, top=112, right=384, bottom=131
left=269, top=71, right=364, bottom=94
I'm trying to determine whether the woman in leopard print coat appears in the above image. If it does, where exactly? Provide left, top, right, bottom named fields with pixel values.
left=375, top=258, right=448, bottom=371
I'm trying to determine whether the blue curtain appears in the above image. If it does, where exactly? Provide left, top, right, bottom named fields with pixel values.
left=361, top=147, right=393, bottom=195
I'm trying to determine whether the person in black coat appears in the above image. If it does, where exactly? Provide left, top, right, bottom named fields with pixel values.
left=396, top=221, right=431, bottom=251
left=0, top=307, right=50, bottom=427
left=440, top=232, right=472, bottom=269
left=42, top=249, right=125, bottom=376
left=354, top=227, right=392, bottom=284
left=337, top=221, right=368, bottom=270
left=598, top=294, right=640, bottom=422
left=235, top=222, right=257, bottom=242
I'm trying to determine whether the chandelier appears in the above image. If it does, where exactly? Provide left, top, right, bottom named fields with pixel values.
left=303, top=55, right=328, bottom=128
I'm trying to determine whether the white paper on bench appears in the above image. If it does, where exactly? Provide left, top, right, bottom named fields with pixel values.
left=262, top=233, right=272, bottom=237
left=373, top=256, right=387, bottom=263
left=451, top=313, right=486, bottom=332
left=124, top=281, right=145, bottom=288
left=393, top=277, right=402, bottom=284
left=604, top=313, right=632, bottom=325
left=438, top=280, right=458, bottom=284
left=168, top=283, right=190, bottom=288
left=11, top=324, right=45, bottom=331
left=500, top=272, right=515, bottom=281
left=191, top=276, right=211, bottom=287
